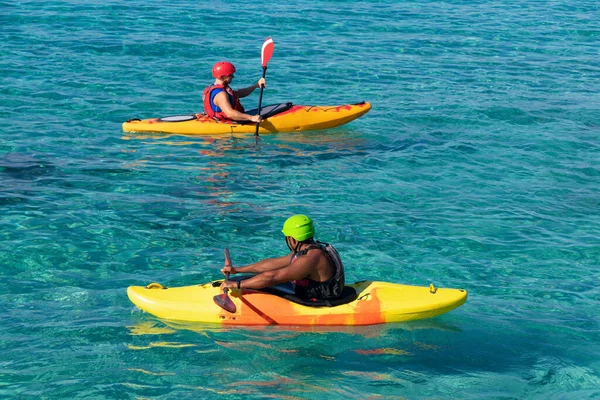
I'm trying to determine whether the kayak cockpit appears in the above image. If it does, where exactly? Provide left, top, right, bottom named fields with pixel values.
left=212, top=277, right=359, bottom=307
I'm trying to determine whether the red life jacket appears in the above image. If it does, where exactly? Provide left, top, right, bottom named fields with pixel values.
left=202, top=84, right=245, bottom=121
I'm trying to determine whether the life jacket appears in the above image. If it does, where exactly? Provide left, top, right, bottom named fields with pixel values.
left=291, top=241, right=345, bottom=300
left=202, top=84, right=245, bottom=121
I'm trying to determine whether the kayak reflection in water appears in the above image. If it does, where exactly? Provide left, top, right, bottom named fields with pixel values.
left=203, top=61, right=265, bottom=123
left=220, top=215, right=346, bottom=300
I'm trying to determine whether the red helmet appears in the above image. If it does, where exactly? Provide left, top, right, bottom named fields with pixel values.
left=212, top=61, right=236, bottom=78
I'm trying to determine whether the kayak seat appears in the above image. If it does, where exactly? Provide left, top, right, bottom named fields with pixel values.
left=219, top=276, right=358, bottom=307
left=261, top=285, right=358, bottom=307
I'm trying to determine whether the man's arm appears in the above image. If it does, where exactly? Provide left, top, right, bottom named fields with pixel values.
left=235, top=83, right=259, bottom=98
left=235, top=254, right=316, bottom=290
left=213, top=91, right=260, bottom=122
left=222, top=253, right=292, bottom=276
left=235, top=78, right=266, bottom=98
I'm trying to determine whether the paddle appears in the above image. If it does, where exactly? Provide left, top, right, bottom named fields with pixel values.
left=254, top=37, right=275, bottom=137
left=213, top=247, right=236, bottom=313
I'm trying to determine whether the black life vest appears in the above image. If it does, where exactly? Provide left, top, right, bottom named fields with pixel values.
left=292, top=241, right=345, bottom=300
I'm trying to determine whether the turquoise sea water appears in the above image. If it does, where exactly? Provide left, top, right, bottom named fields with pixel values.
left=2, top=0, right=599, bottom=398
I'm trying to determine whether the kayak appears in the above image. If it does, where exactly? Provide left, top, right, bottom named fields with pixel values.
left=127, top=279, right=467, bottom=326
left=122, top=102, right=371, bottom=135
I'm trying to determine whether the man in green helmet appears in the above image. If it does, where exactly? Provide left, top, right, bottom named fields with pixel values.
left=220, top=214, right=346, bottom=300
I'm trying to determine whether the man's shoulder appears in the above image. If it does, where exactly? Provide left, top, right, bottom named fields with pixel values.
left=305, top=247, right=328, bottom=259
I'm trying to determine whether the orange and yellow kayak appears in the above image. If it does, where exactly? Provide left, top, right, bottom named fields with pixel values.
left=122, top=102, right=371, bottom=135
left=127, top=280, right=467, bottom=326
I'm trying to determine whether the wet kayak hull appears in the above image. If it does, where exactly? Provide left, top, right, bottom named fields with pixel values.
left=127, top=280, right=467, bottom=326
left=122, top=102, right=371, bottom=135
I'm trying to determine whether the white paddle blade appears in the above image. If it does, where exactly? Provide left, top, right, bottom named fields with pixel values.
left=261, top=37, right=274, bottom=68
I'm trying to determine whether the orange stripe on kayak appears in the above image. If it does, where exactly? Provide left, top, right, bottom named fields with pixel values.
left=353, top=287, right=385, bottom=325
left=220, top=290, right=297, bottom=325
left=218, top=287, right=386, bottom=326
left=239, top=295, right=278, bottom=325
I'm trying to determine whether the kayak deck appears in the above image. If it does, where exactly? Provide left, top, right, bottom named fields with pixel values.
left=122, top=102, right=372, bottom=135
left=127, top=280, right=467, bottom=326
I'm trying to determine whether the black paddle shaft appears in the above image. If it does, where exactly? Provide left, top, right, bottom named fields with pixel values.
left=254, top=66, right=267, bottom=137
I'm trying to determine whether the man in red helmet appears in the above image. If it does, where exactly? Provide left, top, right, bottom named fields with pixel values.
left=203, top=61, right=265, bottom=122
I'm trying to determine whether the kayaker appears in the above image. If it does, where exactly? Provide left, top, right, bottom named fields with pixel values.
left=203, top=61, right=265, bottom=123
left=220, top=214, right=346, bottom=300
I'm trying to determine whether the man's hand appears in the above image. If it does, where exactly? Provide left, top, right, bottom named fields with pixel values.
left=220, top=280, right=237, bottom=291
left=221, top=264, right=237, bottom=276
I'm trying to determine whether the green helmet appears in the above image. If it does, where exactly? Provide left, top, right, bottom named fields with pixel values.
left=281, top=214, right=314, bottom=242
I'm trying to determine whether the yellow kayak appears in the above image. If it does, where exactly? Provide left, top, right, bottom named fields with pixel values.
left=122, top=102, right=371, bottom=135
left=127, top=280, right=467, bottom=326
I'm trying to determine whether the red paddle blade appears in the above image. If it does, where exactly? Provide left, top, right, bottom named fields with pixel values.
left=261, top=37, right=274, bottom=68
left=224, top=247, right=232, bottom=267
left=214, top=289, right=236, bottom=313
